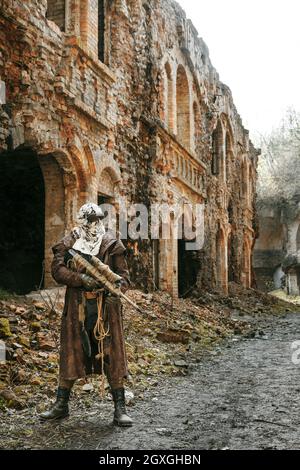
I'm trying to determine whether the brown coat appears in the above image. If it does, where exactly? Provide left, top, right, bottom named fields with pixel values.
left=51, top=230, right=130, bottom=383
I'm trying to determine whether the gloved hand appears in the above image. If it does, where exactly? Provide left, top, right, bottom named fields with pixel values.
left=80, top=274, right=101, bottom=291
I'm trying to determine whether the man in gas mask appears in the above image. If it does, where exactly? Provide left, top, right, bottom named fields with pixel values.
left=40, top=203, right=132, bottom=426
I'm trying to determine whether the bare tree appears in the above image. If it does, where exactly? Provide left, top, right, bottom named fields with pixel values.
left=257, top=108, right=300, bottom=209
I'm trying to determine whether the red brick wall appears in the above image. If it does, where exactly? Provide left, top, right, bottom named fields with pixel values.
left=46, top=0, right=65, bottom=31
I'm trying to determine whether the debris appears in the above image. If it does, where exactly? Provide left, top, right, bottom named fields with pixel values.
left=174, top=360, right=188, bottom=367
left=30, top=321, right=41, bottom=332
left=38, top=352, right=49, bottom=358
left=36, top=333, right=56, bottom=351
left=0, top=389, right=26, bottom=409
left=17, top=335, right=30, bottom=348
left=0, top=318, right=12, bottom=338
left=30, top=376, right=44, bottom=386
left=125, top=390, right=135, bottom=405
left=157, top=329, right=190, bottom=344
left=0, top=282, right=296, bottom=418
left=32, top=301, right=46, bottom=310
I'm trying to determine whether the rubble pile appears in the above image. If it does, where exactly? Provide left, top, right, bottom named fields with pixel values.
left=0, top=285, right=295, bottom=411
left=0, top=295, right=60, bottom=411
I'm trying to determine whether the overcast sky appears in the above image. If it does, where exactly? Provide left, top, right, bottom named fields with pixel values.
left=177, top=0, right=300, bottom=140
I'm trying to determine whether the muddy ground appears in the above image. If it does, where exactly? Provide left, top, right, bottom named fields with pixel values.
left=1, top=309, right=300, bottom=450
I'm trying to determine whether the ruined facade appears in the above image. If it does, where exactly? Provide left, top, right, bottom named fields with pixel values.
left=254, top=201, right=300, bottom=295
left=0, top=0, right=258, bottom=297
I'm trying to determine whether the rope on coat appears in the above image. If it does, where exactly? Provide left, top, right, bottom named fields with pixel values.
left=94, top=292, right=110, bottom=398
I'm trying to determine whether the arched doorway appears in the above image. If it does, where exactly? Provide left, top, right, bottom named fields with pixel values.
left=178, top=239, right=198, bottom=297
left=177, top=212, right=199, bottom=297
left=0, top=148, right=45, bottom=294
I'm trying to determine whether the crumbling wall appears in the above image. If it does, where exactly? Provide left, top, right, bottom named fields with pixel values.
left=254, top=204, right=285, bottom=291
left=0, top=0, right=258, bottom=296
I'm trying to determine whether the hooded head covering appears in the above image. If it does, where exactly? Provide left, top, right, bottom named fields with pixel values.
left=72, top=202, right=105, bottom=256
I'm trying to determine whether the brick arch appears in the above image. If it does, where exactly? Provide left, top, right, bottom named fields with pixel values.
left=97, top=153, right=121, bottom=182
left=83, top=142, right=97, bottom=176
left=67, top=142, right=89, bottom=195
left=97, top=152, right=121, bottom=198
left=48, top=148, right=89, bottom=226
left=38, top=147, right=87, bottom=286
left=176, top=64, right=191, bottom=150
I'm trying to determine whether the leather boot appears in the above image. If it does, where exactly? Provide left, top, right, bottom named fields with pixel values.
left=39, top=387, right=70, bottom=420
left=111, top=388, right=133, bottom=427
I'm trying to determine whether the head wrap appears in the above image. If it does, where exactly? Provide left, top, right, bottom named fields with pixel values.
left=72, top=203, right=105, bottom=256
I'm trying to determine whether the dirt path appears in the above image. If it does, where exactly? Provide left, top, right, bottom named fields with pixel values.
left=1, top=312, right=300, bottom=450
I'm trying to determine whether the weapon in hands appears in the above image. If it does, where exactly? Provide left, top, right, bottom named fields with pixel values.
left=68, top=249, right=144, bottom=314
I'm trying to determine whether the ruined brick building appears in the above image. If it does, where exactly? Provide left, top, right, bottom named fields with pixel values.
left=254, top=201, right=300, bottom=296
left=0, top=0, right=258, bottom=297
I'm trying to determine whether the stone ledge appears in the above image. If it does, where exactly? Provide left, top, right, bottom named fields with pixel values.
left=64, top=36, right=116, bottom=85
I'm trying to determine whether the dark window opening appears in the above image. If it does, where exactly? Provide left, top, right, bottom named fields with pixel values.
left=98, top=0, right=105, bottom=62
left=0, top=149, right=45, bottom=294
left=46, top=0, right=66, bottom=31
left=178, top=239, right=198, bottom=297
left=211, top=121, right=223, bottom=176
left=97, top=192, right=116, bottom=233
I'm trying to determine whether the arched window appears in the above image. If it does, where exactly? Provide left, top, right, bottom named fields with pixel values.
left=193, top=101, right=201, bottom=157
left=79, top=1, right=106, bottom=61
left=176, top=65, right=190, bottom=149
left=46, top=0, right=66, bottom=31
left=211, top=120, right=223, bottom=176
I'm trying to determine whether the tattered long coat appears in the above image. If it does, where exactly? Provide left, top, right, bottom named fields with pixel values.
left=51, top=230, right=130, bottom=384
